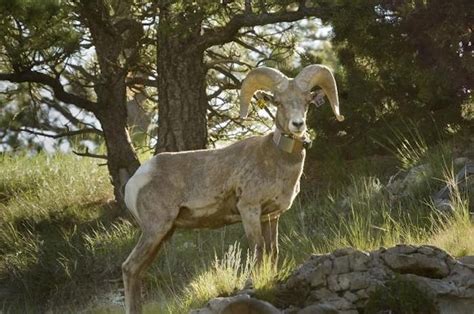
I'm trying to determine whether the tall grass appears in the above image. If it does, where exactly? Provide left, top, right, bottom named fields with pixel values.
left=427, top=164, right=473, bottom=257
left=164, top=243, right=252, bottom=313
left=0, top=153, right=121, bottom=312
left=378, top=119, right=437, bottom=170
left=0, top=130, right=472, bottom=313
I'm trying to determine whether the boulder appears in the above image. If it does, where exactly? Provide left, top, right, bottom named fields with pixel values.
left=191, top=245, right=474, bottom=314
left=190, top=294, right=280, bottom=314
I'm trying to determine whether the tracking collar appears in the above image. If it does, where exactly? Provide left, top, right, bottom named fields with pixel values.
left=272, top=128, right=312, bottom=154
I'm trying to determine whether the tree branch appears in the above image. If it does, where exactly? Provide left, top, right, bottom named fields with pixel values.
left=207, top=83, right=239, bottom=100
left=42, top=97, right=101, bottom=132
left=199, top=4, right=324, bottom=48
left=0, top=70, right=98, bottom=112
left=211, top=66, right=241, bottom=86
left=233, top=37, right=267, bottom=56
left=73, top=147, right=108, bottom=160
left=10, top=127, right=103, bottom=139
left=126, top=76, right=158, bottom=87
left=207, top=105, right=248, bottom=130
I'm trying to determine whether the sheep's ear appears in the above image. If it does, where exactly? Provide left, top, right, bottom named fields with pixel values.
left=254, top=91, right=275, bottom=108
left=309, top=90, right=326, bottom=108
left=254, top=91, right=274, bottom=104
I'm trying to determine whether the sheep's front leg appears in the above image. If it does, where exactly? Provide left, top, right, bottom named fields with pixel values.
left=238, top=201, right=265, bottom=262
left=262, top=217, right=279, bottom=260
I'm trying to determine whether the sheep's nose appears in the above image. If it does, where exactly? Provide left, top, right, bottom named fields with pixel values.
left=292, top=121, right=304, bottom=128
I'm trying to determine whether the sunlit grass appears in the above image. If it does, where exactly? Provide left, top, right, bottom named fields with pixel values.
left=165, top=243, right=252, bottom=313
left=426, top=165, right=473, bottom=256
left=0, top=131, right=472, bottom=313
left=380, top=120, right=430, bottom=170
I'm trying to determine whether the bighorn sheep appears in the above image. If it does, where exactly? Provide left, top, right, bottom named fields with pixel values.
left=122, top=64, right=343, bottom=313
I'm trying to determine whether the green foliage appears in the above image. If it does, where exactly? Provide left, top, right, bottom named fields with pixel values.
left=0, top=0, right=89, bottom=152
left=0, top=0, right=80, bottom=69
left=364, top=276, right=437, bottom=314
left=310, top=0, right=473, bottom=158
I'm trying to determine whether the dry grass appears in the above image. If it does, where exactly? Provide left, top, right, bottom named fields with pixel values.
left=1, top=133, right=472, bottom=313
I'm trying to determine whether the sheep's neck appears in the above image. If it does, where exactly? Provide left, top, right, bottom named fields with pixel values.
left=272, top=127, right=310, bottom=154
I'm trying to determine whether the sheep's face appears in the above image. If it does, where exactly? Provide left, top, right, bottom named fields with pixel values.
left=262, top=82, right=318, bottom=138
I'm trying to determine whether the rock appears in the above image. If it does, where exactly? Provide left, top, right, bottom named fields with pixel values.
left=325, top=296, right=354, bottom=310
left=404, top=164, right=429, bottom=184
left=336, top=273, right=351, bottom=291
left=386, top=164, right=429, bottom=197
left=394, top=244, right=418, bottom=254
left=348, top=272, right=371, bottom=290
left=343, top=291, right=358, bottom=303
left=220, top=297, right=280, bottom=314
left=348, top=250, right=370, bottom=271
left=332, top=255, right=350, bottom=274
left=336, top=272, right=370, bottom=291
left=454, top=157, right=469, bottom=166
left=190, top=294, right=280, bottom=314
left=282, top=305, right=300, bottom=314
left=327, top=275, right=341, bottom=291
left=308, top=288, right=336, bottom=302
left=333, top=247, right=357, bottom=257
left=286, top=255, right=328, bottom=289
left=297, top=303, right=338, bottom=314
left=459, top=255, right=474, bottom=266
left=381, top=248, right=449, bottom=278
left=310, top=270, right=326, bottom=288
left=355, top=289, right=369, bottom=299
left=433, top=198, right=454, bottom=212
left=401, top=273, right=474, bottom=314
left=192, top=245, right=474, bottom=314
left=368, top=266, right=389, bottom=281
left=437, top=296, right=474, bottom=314
left=310, top=259, right=332, bottom=288
left=448, top=262, right=474, bottom=287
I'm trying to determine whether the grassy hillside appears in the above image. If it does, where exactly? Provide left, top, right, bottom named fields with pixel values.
left=0, top=136, right=472, bottom=313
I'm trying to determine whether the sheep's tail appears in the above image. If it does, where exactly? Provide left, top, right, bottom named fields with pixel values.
left=123, top=160, right=154, bottom=224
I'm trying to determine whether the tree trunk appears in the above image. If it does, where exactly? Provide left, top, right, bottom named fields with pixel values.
left=79, top=1, right=142, bottom=206
left=96, top=92, right=140, bottom=205
left=155, top=8, right=208, bottom=153
left=95, top=83, right=140, bottom=208
left=93, top=57, right=140, bottom=206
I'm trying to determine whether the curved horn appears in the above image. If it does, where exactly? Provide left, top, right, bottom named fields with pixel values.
left=239, top=67, right=289, bottom=119
left=295, top=65, right=344, bottom=121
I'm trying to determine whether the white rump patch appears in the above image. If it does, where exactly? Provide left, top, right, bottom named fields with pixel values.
left=124, top=158, right=155, bottom=223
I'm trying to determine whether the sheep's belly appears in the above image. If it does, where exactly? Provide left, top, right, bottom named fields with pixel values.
left=175, top=206, right=242, bottom=229
left=175, top=199, right=288, bottom=229
left=176, top=190, right=241, bottom=228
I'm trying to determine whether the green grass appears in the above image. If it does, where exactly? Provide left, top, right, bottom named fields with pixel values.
left=0, top=133, right=473, bottom=313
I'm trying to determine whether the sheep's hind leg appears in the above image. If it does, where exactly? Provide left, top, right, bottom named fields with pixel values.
left=262, top=216, right=279, bottom=260
left=122, top=221, right=175, bottom=314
